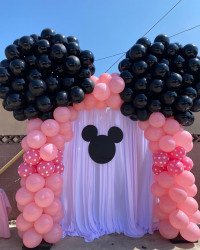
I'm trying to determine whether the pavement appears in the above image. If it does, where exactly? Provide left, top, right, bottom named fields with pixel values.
left=0, top=228, right=200, bottom=250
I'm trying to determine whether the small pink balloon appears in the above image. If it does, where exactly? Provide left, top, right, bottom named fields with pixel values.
left=181, top=156, right=193, bottom=171
left=54, top=163, right=64, bottom=174
left=169, top=209, right=189, bottom=229
left=138, top=120, right=149, bottom=131
left=16, top=187, right=34, bottom=206
left=106, top=94, right=122, bottom=109
left=34, top=188, right=54, bottom=208
left=156, top=172, right=174, bottom=189
left=185, top=142, right=193, bottom=153
left=159, top=135, right=176, bottom=152
left=48, top=134, right=65, bottom=150
left=189, top=210, right=200, bottom=224
left=45, top=173, right=63, bottom=192
left=23, top=149, right=41, bottom=165
left=178, top=197, right=198, bottom=215
left=21, top=137, right=30, bottom=151
left=108, top=76, right=125, bottom=93
left=163, top=118, right=180, bottom=135
left=93, top=83, right=110, bottom=101
left=173, top=130, right=193, bottom=148
left=149, top=112, right=166, bottom=128
left=159, top=219, right=179, bottom=239
left=175, top=171, right=195, bottom=187
left=144, top=126, right=164, bottom=142
left=151, top=182, right=167, bottom=197
left=84, top=94, right=97, bottom=110
left=27, top=118, right=43, bottom=133
left=27, top=130, right=47, bottom=149
left=169, top=186, right=187, bottom=203
left=185, top=184, right=197, bottom=197
left=73, top=102, right=85, bottom=111
left=34, top=214, right=53, bottom=234
left=68, top=106, right=78, bottom=121
left=149, top=141, right=160, bottom=152
left=41, top=119, right=60, bottom=137
left=44, top=198, right=62, bottom=216
left=53, top=107, right=71, bottom=123
left=52, top=150, right=63, bottom=165
left=20, top=177, right=26, bottom=187
left=96, top=100, right=107, bottom=109
left=180, top=222, right=200, bottom=242
left=40, top=143, right=58, bottom=161
left=152, top=164, right=166, bottom=175
left=98, top=73, right=112, bottom=84
left=159, top=195, right=177, bottom=213
left=59, top=122, right=72, bottom=136
left=65, top=130, right=74, bottom=142
left=17, top=203, right=25, bottom=212
left=52, top=210, right=64, bottom=223
left=153, top=151, right=170, bottom=167
left=167, top=160, right=184, bottom=176
left=26, top=174, right=45, bottom=193
left=43, top=223, right=62, bottom=244
left=23, top=228, right=42, bottom=248
left=153, top=204, right=168, bottom=220
left=169, top=147, right=186, bottom=160
left=18, top=162, right=36, bottom=178
left=90, top=75, right=99, bottom=83
left=16, top=214, right=33, bottom=232
left=54, top=189, right=62, bottom=197
left=37, top=161, right=55, bottom=177
left=23, top=202, right=43, bottom=222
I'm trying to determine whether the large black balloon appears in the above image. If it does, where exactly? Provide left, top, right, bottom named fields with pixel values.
left=150, top=42, right=165, bottom=57
left=161, top=90, right=177, bottom=105
left=51, top=34, right=68, bottom=46
left=13, top=109, right=26, bottom=121
left=0, top=67, right=10, bottom=83
left=188, top=58, right=200, bottom=73
left=62, top=76, right=74, bottom=89
left=24, top=106, right=39, bottom=119
left=6, top=93, right=24, bottom=109
left=56, top=91, right=69, bottom=106
left=136, top=109, right=150, bottom=121
left=174, top=111, right=194, bottom=126
left=182, top=74, right=194, bottom=86
left=154, top=63, right=169, bottom=78
left=133, top=94, right=147, bottom=108
left=11, top=78, right=26, bottom=92
left=1, top=59, right=10, bottom=68
left=25, top=91, right=35, bottom=103
left=37, top=54, right=51, bottom=71
left=132, top=61, right=148, bottom=75
left=182, top=44, right=198, bottom=59
left=191, top=98, right=200, bottom=112
left=39, top=111, right=53, bottom=121
left=81, top=78, right=94, bottom=94
left=154, top=34, right=170, bottom=46
left=166, top=72, right=182, bottom=89
left=136, top=37, right=151, bottom=49
left=18, top=36, right=34, bottom=54
left=150, top=79, right=163, bottom=93
left=46, top=76, right=60, bottom=92
left=67, top=36, right=79, bottom=44
left=120, top=103, right=135, bottom=116
left=78, top=68, right=91, bottom=78
left=161, top=106, right=174, bottom=117
left=36, top=95, right=53, bottom=112
left=129, top=44, right=146, bottom=61
left=34, top=39, right=50, bottom=54
left=148, top=99, right=162, bottom=112
left=70, top=86, right=84, bottom=103
left=173, top=55, right=185, bottom=71
left=166, top=43, right=179, bottom=58
left=67, top=42, right=80, bottom=56
left=146, top=54, right=158, bottom=68
left=41, top=28, right=55, bottom=40
left=29, top=79, right=47, bottom=96
left=25, top=55, right=37, bottom=68
left=5, top=45, right=20, bottom=60
left=80, top=50, right=94, bottom=67
left=118, top=58, right=131, bottom=72
left=120, top=71, right=133, bottom=84
left=134, top=78, right=147, bottom=91
left=182, top=87, right=197, bottom=100
left=175, top=95, right=193, bottom=112
left=50, top=44, right=67, bottom=61
left=120, top=88, right=133, bottom=102
left=0, top=84, right=10, bottom=99
left=65, top=56, right=81, bottom=74
left=9, top=59, right=26, bottom=76
left=27, top=69, right=42, bottom=81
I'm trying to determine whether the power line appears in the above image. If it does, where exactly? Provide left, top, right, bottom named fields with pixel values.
left=105, top=54, right=125, bottom=73
left=169, top=24, right=200, bottom=38
left=95, top=52, right=126, bottom=61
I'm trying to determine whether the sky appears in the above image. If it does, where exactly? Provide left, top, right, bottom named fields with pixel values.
left=0, top=0, right=200, bottom=76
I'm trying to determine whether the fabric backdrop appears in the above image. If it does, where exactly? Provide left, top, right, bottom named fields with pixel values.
left=61, top=108, right=154, bottom=242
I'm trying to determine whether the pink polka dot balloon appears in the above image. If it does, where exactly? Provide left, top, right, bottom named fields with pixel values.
left=54, top=163, right=64, bottom=174
left=169, top=147, right=186, bottom=160
left=37, top=161, right=55, bottom=177
left=167, top=160, right=184, bottom=176
left=18, top=163, right=36, bottom=178
left=23, top=149, right=41, bottom=165
left=153, top=151, right=170, bottom=167
left=152, top=164, right=166, bottom=175
left=52, top=150, right=63, bottom=165
left=181, top=156, right=194, bottom=171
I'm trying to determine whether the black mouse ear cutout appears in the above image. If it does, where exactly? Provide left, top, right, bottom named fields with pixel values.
left=108, top=126, right=123, bottom=143
left=82, top=125, right=98, bottom=142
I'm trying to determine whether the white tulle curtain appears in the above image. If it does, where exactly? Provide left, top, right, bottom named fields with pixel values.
left=61, top=108, right=154, bottom=241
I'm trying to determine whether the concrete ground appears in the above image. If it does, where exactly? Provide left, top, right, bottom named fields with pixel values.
left=0, top=228, right=200, bottom=250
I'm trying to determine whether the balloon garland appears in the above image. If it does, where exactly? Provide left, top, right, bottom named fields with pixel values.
left=0, top=29, right=200, bottom=248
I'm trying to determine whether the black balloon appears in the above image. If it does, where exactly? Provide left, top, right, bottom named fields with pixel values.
left=24, top=106, right=39, bottom=119
left=175, top=95, right=193, bottom=112
left=154, top=63, right=169, bottom=78
left=13, top=109, right=26, bottom=121
left=11, top=78, right=26, bottom=92
left=89, top=64, right=95, bottom=75
left=120, top=88, right=133, bottom=102
left=188, top=58, right=200, bottom=73
left=27, top=69, right=42, bottom=81
left=166, top=43, right=179, bottom=58
left=1, top=59, right=10, bottom=68
left=120, top=71, right=133, bottom=84
left=78, top=68, right=91, bottom=78
left=0, top=84, right=10, bottom=99
left=182, top=74, right=194, bottom=86
left=129, top=113, right=138, bottom=121
left=62, top=76, right=74, bottom=89
left=136, top=109, right=150, bottom=121
left=41, top=28, right=55, bottom=40
left=67, top=42, right=80, bottom=56
left=80, top=50, right=94, bottom=67
left=161, top=90, right=177, bottom=105
left=25, top=55, right=37, bottom=68
left=65, top=56, right=81, bottom=74
left=9, top=59, right=26, bottom=76
left=182, top=44, right=198, bottom=59
left=173, top=55, right=185, bottom=71
left=51, top=34, right=68, bottom=45
left=132, top=60, right=148, bottom=75
left=0, top=67, right=10, bottom=83
left=174, top=111, right=194, bottom=126
left=70, top=86, right=84, bottom=103
left=150, top=79, right=163, bottom=93
left=30, top=34, right=39, bottom=42
left=81, top=78, right=94, bottom=94
left=166, top=72, right=182, bottom=89
left=37, top=54, right=51, bottom=71
left=191, top=98, right=200, bottom=112
left=146, top=54, right=158, bottom=68
left=56, top=91, right=69, bottom=106
left=134, top=78, right=147, bottom=91
left=67, top=36, right=79, bottom=44
left=5, top=45, right=20, bottom=60
left=18, top=36, right=34, bottom=54
left=29, top=79, right=47, bottom=96
left=196, top=82, right=200, bottom=96
left=150, top=42, right=165, bottom=57
left=3, top=99, right=14, bottom=111
left=25, top=91, right=35, bottom=103
left=154, top=34, right=170, bottom=46
left=148, top=99, right=162, bottom=112
left=136, top=37, right=151, bottom=49
left=161, top=106, right=174, bottom=117
left=120, top=103, right=135, bottom=116
left=34, top=39, right=50, bottom=54
left=133, top=94, right=147, bottom=108
left=39, top=111, right=53, bottom=121
left=129, top=44, right=146, bottom=61
left=50, top=44, right=67, bottom=61
left=36, top=95, right=53, bottom=112
left=46, top=76, right=60, bottom=92
left=118, top=58, right=131, bottom=72
left=6, top=93, right=24, bottom=109
left=182, top=87, right=197, bottom=100
left=160, top=58, right=170, bottom=66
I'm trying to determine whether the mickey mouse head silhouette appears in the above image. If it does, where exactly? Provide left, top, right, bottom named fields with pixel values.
left=82, top=125, right=123, bottom=164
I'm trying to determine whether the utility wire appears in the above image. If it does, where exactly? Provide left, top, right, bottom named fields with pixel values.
left=169, top=24, right=200, bottom=38
left=103, top=0, right=183, bottom=72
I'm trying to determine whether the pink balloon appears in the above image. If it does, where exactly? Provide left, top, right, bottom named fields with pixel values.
left=43, top=223, right=62, bottom=244
left=173, top=131, right=193, bottom=148
left=27, top=118, right=42, bottom=133
left=152, top=164, right=166, bottom=175
left=159, top=219, right=179, bottom=239
left=21, top=137, right=30, bottom=151
left=73, top=102, right=85, bottom=111
left=52, top=210, right=64, bottom=223
left=37, top=161, right=55, bottom=177
left=23, top=228, right=42, bottom=248
left=153, top=151, right=169, bottom=167
left=90, top=75, right=99, bottom=83
left=175, top=171, right=195, bottom=187
left=156, top=172, right=175, bottom=189
left=169, top=147, right=186, bottom=160
left=18, top=162, right=36, bottom=178
left=181, top=156, right=194, bottom=171
left=16, top=214, right=33, bottom=232
left=93, top=83, right=110, bottom=101
left=54, top=163, right=64, bottom=174
left=54, top=189, right=62, bottom=197
left=34, top=214, right=53, bottom=234
left=45, top=173, right=63, bottom=192
left=108, top=76, right=125, bottom=93
left=106, top=94, right=122, bottom=109
left=169, top=186, right=187, bottom=203
left=16, top=187, right=34, bottom=206
left=53, top=107, right=71, bottom=123
left=144, top=126, right=164, bottom=142
left=98, top=73, right=111, bottom=84
left=44, top=198, right=62, bottom=216
left=138, top=120, right=149, bottom=131
left=178, top=197, right=198, bottom=215
left=163, top=118, right=180, bottom=135
left=23, top=202, right=43, bottom=222
left=52, top=149, right=63, bottom=165
left=96, top=100, right=107, bottom=109
left=40, top=143, right=58, bottom=161
left=20, top=177, right=26, bottom=187
left=180, top=222, right=200, bottom=242
left=159, top=195, right=177, bottom=213
left=26, top=174, right=45, bottom=193
left=59, top=122, right=72, bottom=136
left=26, top=130, right=47, bottom=149
left=48, top=134, right=65, bottom=150
left=149, top=141, right=160, bottom=152
left=17, top=203, right=25, bottom=212
left=153, top=204, right=168, bottom=220
left=159, top=135, right=176, bottom=152
left=189, top=210, right=200, bottom=224
left=41, top=119, right=60, bottom=137
left=68, top=106, right=78, bottom=121
left=18, top=230, right=24, bottom=239
left=34, top=188, right=54, bottom=208
left=65, top=130, right=74, bottom=142
left=169, top=209, right=189, bottom=229
left=185, top=142, right=193, bottom=153
left=185, top=184, right=197, bottom=197
left=149, top=112, right=166, bottom=128
left=151, top=182, right=167, bottom=197
left=167, top=160, right=184, bottom=176
left=23, top=149, right=41, bottom=165
left=84, top=94, right=97, bottom=110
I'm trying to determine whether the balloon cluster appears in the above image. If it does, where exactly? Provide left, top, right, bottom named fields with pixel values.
left=139, top=112, right=200, bottom=242
left=119, top=34, right=200, bottom=126
left=0, top=28, right=95, bottom=121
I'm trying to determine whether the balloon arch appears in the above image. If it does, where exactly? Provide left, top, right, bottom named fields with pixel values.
left=0, top=29, right=200, bottom=248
